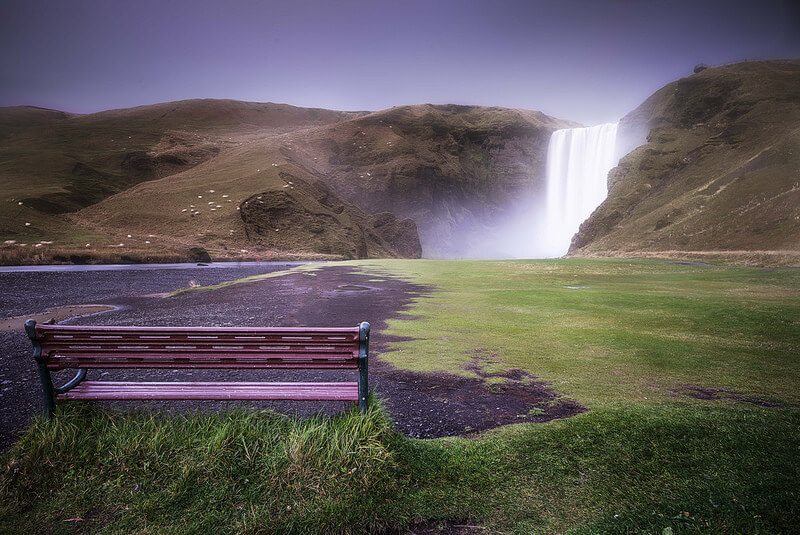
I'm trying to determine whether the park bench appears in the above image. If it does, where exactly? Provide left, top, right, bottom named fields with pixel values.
left=24, top=319, right=370, bottom=418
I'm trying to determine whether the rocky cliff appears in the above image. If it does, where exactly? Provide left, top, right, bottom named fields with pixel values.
left=282, top=104, right=578, bottom=257
left=239, top=172, right=421, bottom=259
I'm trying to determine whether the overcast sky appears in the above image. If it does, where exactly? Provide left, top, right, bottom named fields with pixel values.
left=1, top=0, right=798, bottom=125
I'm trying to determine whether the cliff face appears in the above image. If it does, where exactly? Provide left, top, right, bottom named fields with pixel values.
left=283, top=104, right=578, bottom=257
left=570, top=60, right=800, bottom=260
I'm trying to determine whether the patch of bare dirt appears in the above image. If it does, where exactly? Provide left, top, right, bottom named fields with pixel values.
left=378, top=347, right=585, bottom=438
left=381, top=367, right=585, bottom=438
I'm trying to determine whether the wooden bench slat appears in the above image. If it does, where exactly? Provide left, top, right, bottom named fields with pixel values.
left=45, top=354, right=356, bottom=361
left=36, top=325, right=360, bottom=332
left=42, top=345, right=358, bottom=354
left=59, top=381, right=354, bottom=388
left=58, top=381, right=359, bottom=401
left=43, top=351, right=357, bottom=360
left=40, top=338, right=358, bottom=345
left=42, top=338, right=357, bottom=344
left=45, top=353, right=358, bottom=370
left=40, top=329, right=358, bottom=342
left=47, top=361, right=359, bottom=369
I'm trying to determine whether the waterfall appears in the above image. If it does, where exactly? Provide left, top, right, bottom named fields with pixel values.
left=543, top=122, right=619, bottom=257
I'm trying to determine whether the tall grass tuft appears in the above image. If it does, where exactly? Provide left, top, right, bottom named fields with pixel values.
left=1, top=403, right=799, bottom=533
left=0, top=400, right=403, bottom=534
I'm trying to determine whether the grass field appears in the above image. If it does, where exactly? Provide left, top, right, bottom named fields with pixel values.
left=366, top=259, right=800, bottom=407
left=2, top=258, right=798, bottom=534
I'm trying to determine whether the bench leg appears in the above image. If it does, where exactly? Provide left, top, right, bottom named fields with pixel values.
left=358, top=322, right=370, bottom=413
left=35, top=362, right=57, bottom=418
left=358, top=359, right=368, bottom=413
left=25, top=319, right=56, bottom=418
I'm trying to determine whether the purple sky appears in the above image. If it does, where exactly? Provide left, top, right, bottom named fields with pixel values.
left=2, top=0, right=798, bottom=125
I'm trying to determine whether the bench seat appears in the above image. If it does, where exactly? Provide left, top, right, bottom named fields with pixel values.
left=58, top=381, right=359, bottom=401
left=25, top=320, right=370, bottom=416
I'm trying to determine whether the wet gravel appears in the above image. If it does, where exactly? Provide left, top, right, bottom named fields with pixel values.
left=0, top=262, right=305, bottom=318
left=0, top=262, right=307, bottom=452
left=0, top=263, right=585, bottom=453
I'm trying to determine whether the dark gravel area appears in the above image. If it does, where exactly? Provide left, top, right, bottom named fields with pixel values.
left=0, top=263, right=585, bottom=452
left=0, top=262, right=306, bottom=318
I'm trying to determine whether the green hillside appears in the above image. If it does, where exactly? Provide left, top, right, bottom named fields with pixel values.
left=3, top=61, right=798, bottom=266
left=570, top=60, right=800, bottom=266
left=0, top=100, right=368, bottom=262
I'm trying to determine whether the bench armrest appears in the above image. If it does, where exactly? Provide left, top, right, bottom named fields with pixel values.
left=54, top=369, right=88, bottom=395
left=25, top=319, right=56, bottom=417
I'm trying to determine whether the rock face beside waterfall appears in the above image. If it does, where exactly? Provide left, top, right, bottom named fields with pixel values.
left=569, top=60, right=800, bottom=263
left=282, top=104, right=578, bottom=257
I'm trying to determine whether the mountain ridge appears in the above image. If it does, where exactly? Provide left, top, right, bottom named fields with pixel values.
left=1, top=99, right=572, bottom=262
left=3, top=60, right=798, bottom=266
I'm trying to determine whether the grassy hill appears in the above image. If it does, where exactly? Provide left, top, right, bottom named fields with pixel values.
left=569, top=60, right=800, bottom=266
left=0, top=100, right=572, bottom=263
left=5, top=61, right=797, bottom=266
left=0, top=100, right=387, bottom=262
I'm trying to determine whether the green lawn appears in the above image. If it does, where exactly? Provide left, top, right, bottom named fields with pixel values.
left=2, top=258, right=798, bottom=534
left=361, top=259, right=800, bottom=408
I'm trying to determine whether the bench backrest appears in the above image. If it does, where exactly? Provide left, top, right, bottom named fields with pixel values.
left=30, top=324, right=365, bottom=370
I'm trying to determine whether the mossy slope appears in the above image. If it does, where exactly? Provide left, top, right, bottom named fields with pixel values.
left=570, top=60, right=800, bottom=265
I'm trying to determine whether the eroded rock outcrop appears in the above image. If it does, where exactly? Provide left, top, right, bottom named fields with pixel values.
left=239, top=173, right=421, bottom=259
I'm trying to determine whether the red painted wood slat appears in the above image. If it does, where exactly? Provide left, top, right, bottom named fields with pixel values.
left=57, top=381, right=359, bottom=401
left=46, top=361, right=358, bottom=369
left=36, top=325, right=360, bottom=332
left=45, top=349, right=357, bottom=355
left=37, top=324, right=362, bottom=370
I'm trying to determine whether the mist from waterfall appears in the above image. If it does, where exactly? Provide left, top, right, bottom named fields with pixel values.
left=543, top=123, right=619, bottom=257
left=425, top=122, right=620, bottom=260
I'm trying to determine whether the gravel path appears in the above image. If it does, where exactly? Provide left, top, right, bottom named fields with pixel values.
left=0, top=263, right=584, bottom=453
left=0, top=262, right=307, bottom=318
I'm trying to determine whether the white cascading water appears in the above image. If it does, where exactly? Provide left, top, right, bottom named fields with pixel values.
left=543, top=122, right=619, bottom=257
